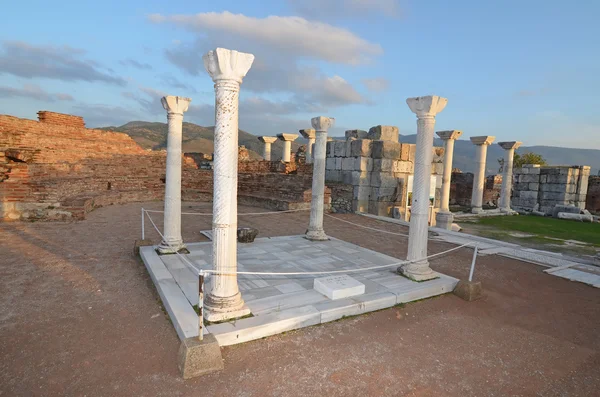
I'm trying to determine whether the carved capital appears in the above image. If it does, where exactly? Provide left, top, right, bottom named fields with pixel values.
left=436, top=130, right=462, bottom=141
left=203, top=48, right=255, bottom=84
left=277, top=133, right=299, bottom=142
left=299, top=129, right=316, bottom=140
left=406, top=95, right=447, bottom=118
left=498, top=141, right=522, bottom=150
left=470, top=136, right=496, bottom=146
left=161, top=96, right=191, bottom=115
left=258, top=136, right=277, bottom=144
left=311, top=116, right=335, bottom=132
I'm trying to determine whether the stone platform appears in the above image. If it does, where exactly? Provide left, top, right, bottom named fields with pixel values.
left=140, top=235, right=458, bottom=346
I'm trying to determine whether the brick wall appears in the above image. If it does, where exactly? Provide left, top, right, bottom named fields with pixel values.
left=1, top=112, right=318, bottom=221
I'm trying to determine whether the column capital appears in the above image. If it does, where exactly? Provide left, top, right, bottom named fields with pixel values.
left=470, top=136, right=496, bottom=146
left=277, top=133, right=299, bottom=142
left=161, top=96, right=191, bottom=115
left=311, top=116, right=335, bottom=131
left=498, top=141, right=522, bottom=150
left=258, top=136, right=277, bottom=144
left=436, top=130, right=462, bottom=140
left=203, top=48, right=254, bottom=84
left=406, top=95, right=448, bottom=118
left=299, top=129, right=316, bottom=139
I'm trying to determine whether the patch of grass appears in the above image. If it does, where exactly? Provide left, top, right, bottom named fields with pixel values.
left=475, top=215, right=600, bottom=246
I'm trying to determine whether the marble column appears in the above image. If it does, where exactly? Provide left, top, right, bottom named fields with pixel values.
left=202, top=48, right=254, bottom=322
left=277, top=133, right=298, bottom=162
left=306, top=117, right=334, bottom=241
left=157, top=96, right=191, bottom=254
left=299, top=129, right=316, bottom=164
left=258, top=136, right=277, bottom=161
left=470, top=136, right=496, bottom=213
left=399, top=96, right=448, bottom=281
left=498, top=141, right=522, bottom=212
left=435, top=130, right=462, bottom=230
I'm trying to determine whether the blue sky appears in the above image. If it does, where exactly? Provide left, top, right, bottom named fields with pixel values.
left=1, top=0, right=599, bottom=148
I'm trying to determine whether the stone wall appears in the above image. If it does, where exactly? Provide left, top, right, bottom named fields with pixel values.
left=585, top=175, right=600, bottom=214
left=325, top=126, right=444, bottom=220
left=449, top=172, right=503, bottom=207
left=512, top=164, right=590, bottom=214
left=0, top=112, right=320, bottom=221
left=329, top=183, right=353, bottom=213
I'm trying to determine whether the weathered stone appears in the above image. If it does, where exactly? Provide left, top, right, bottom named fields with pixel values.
left=367, top=125, right=399, bottom=142
left=326, top=158, right=336, bottom=170
left=177, top=335, right=224, bottom=379
left=345, top=129, right=368, bottom=140
left=368, top=200, right=393, bottom=216
left=352, top=199, right=369, bottom=213
left=371, top=141, right=402, bottom=159
left=351, top=171, right=371, bottom=186
left=353, top=185, right=371, bottom=201
left=370, top=173, right=398, bottom=188
left=334, top=141, right=346, bottom=157
left=350, top=139, right=373, bottom=157
left=557, top=212, right=593, bottom=222
left=453, top=280, right=482, bottom=302
left=393, top=161, right=413, bottom=173
left=335, top=158, right=342, bottom=170
left=326, top=141, right=335, bottom=157
left=373, top=159, right=393, bottom=172
left=237, top=227, right=259, bottom=243
left=354, top=156, right=373, bottom=172
left=399, top=144, right=411, bottom=161
left=341, top=157, right=355, bottom=171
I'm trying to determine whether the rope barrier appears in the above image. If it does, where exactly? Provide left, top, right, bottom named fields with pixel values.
left=142, top=208, right=310, bottom=216
left=324, top=214, right=410, bottom=237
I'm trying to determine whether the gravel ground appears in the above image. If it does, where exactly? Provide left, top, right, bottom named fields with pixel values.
left=1, top=201, right=598, bottom=397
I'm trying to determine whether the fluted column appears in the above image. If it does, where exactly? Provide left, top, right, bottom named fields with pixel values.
left=399, top=96, right=447, bottom=281
left=258, top=136, right=277, bottom=161
left=299, top=129, right=316, bottom=163
left=470, top=136, right=495, bottom=213
left=435, top=130, right=462, bottom=230
left=498, top=141, right=522, bottom=212
left=203, top=48, right=254, bottom=322
left=277, top=133, right=298, bottom=162
left=157, top=96, right=191, bottom=254
left=306, top=117, right=334, bottom=241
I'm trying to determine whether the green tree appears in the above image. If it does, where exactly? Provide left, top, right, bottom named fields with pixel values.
left=498, top=151, right=547, bottom=172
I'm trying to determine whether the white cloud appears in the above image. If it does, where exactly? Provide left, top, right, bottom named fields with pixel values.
left=362, top=77, right=390, bottom=92
left=0, top=83, right=74, bottom=102
left=149, top=11, right=382, bottom=65
left=288, top=0, right=401, bottom=19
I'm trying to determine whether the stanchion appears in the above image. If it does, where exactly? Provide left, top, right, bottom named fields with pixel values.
left=198, top=271, right=204, bottom=341
left=141, top=208, right=145, bottom=240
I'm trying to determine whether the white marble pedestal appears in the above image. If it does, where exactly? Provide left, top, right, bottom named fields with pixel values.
left=314, top=275, right=365, bottom=300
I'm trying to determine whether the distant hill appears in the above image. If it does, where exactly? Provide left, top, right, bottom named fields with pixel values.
left=99, top=121, right=301, bottom=160
left=399, top=134, right=600, bottom=175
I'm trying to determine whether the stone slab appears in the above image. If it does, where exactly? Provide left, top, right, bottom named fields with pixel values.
left=453, top=280, right=483, bottom=301
left=313, top=275, right=365, bottom=300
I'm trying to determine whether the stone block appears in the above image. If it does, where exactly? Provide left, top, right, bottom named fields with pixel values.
left=540, top=175, right=547, bottom=183
left=326, top=158, right=336, bottom=170
left=334, top=141, right=346, bottom=157
left=352, top=199, right=369, bottom=213
left=399, top=144, right=411, bottom=161
left=519, top=174, right=539, bottom=183
left=528, top=182, right=539, bottom=191
left=372, top=141, right=402, bottom=159
left=314, top=275, right=365, bottom=300
left=326, top=141, right=335, bottom=157
left=335, top=158, right=342, bottom=170
left=520, top=191, right=538, bottom=200
left=367, top=125, right=399, bottom=142
left=177, top=335, right=224, bottom=379
left=368, top=201, right=393, bottom=216
left=325, top=169, right=341, bottom=183
left=345, top=129, right=368, bottom=140
left=393, top=161, right=413, bottom=174
left=351, top=171, right=371, bottom=186
left=373, top=159, right=393, bottom=172
left=432, top=162, right=444, bottom=175
left=453, top=280, right=482, bottom=302
left=354, top=157, right=373, bottom=172
left=353, top=185, right=371, bottom=201
left=540, top=191, right=563, bottom=201
left=371, top=186, right=397, bottom=202
left=546, top=175, right=568, bottom=184
left=350, top=139, right=373, bottom=157
left=370, top=173, right=398, bottom=188
left=342, top=157, right=355, bottom=171
left=345, top=139, right=355, bottom=158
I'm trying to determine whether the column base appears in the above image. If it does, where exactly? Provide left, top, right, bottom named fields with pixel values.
left=435, top=211, right=454, bottom=230
left=500, top=207, right=514, bottom=214
left=204, top=292, right=251, bottom=323
left=157, top=240, right=188, bottom=255
left=305, top=229, right=329, bottom=241
left=471, top=207, right=483, bottom=214
left=397, top=263, right=438, bottom=281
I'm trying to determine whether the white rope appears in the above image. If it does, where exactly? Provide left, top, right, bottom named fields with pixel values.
left=325, top=214, right=410, bottom=237
left=143, top=208, right=309, bottom=216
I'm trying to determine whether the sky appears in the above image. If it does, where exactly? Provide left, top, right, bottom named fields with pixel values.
left=1, top=0, right=599, bottom=148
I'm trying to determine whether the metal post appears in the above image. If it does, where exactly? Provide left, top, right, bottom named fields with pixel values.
left=468, top=245, right=478, bottom=282
left=198, top=271, right=204, bottom=341
left=141, top=208, right=145, bottom=240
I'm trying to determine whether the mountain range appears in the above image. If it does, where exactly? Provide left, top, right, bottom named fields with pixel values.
left=100, top=121, right=600, bottom=175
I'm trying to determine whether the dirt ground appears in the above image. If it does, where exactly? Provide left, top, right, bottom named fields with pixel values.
left=1, top=201, right=599, bottom=397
